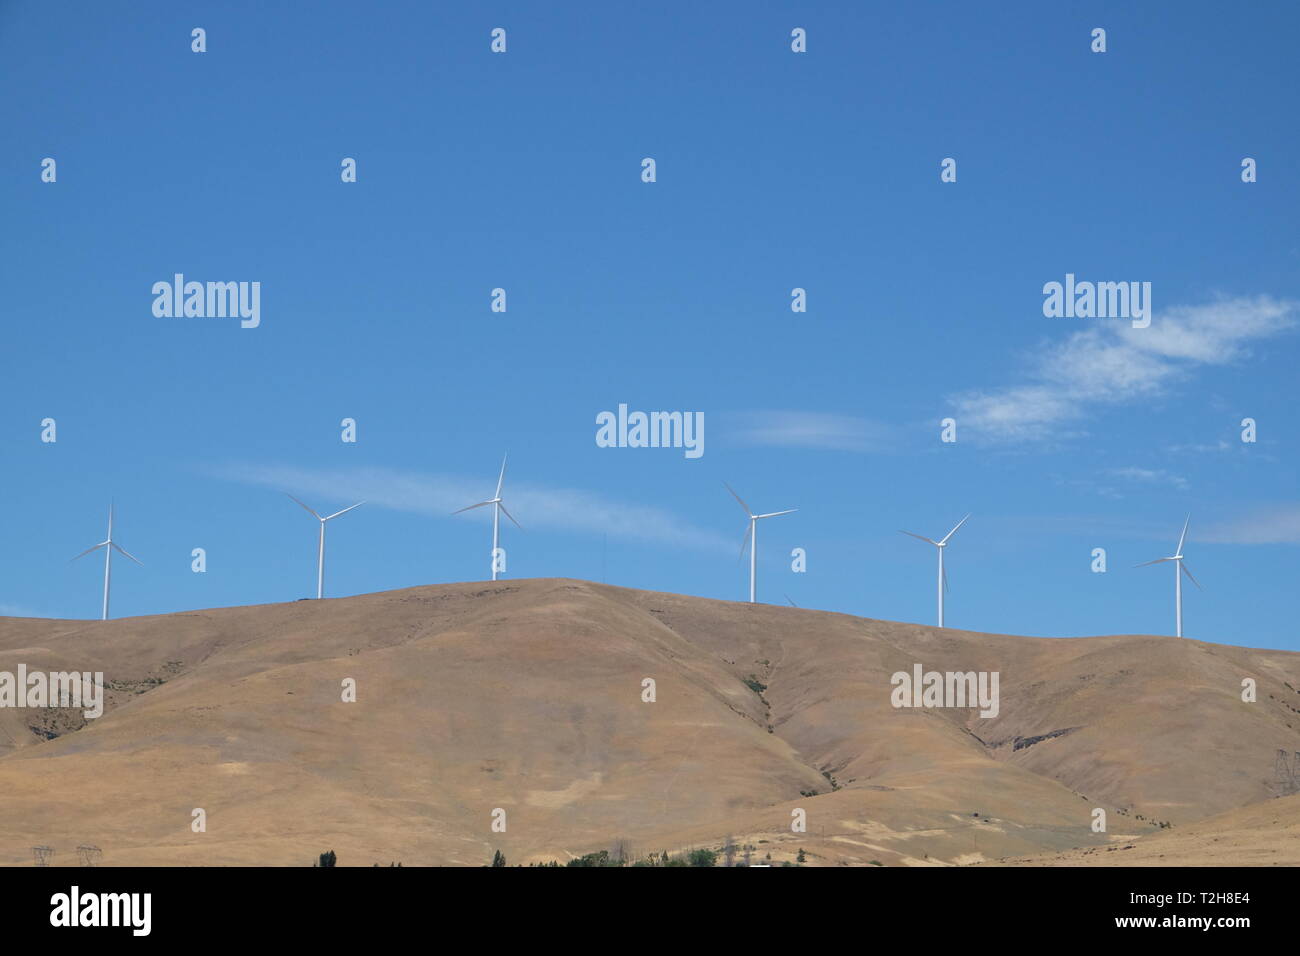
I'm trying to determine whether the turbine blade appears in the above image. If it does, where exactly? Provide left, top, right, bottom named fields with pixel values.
left=451, top=501, right=493, bottom=515
left=942, top=564, right=949, bottom=593
left=738, top=522, right=752, bottom=563
left=498, top=501, right=522, bottom=530
left=1176, top=513, right=1191, bottom=555
left=1134, top=557, right=1171, bottom=568
left=1181, top=562, right=1202, bottom=590
left=495, top=454, right=508, bottom=499
left=70, top=542, right=107, bottom=562
left=111, top=542, right=143, bottom=566
left=723, top=482, right=754, bottom=518
left=323, top=501, right=365, bottom=521
left=757, top=509, right=797, bottom=519
left=939, top=513, right=971, bottom=545
left=285, top=493, right=321, bottom=520
left=899, top=530, right=939, bottom=546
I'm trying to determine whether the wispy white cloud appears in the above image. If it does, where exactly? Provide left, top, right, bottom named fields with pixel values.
left=214, top=463, right=734, bottom=554
left=1106, top=467, right=1189, bottom=490
left=730, top=411, right=896, bottom=452
left=1165, top=439, right=1232, bottom=454
left=951, top=296, right=1296, bottom=441
left=1200, top=504, right=1300, bottom=545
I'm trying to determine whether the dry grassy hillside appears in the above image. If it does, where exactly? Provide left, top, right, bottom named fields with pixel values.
left=1, top=578, right=1296, bottom=866
left=979, top=793, right=1300, bottom=866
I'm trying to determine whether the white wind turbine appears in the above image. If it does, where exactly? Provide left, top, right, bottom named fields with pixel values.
left=453, top=454, right=521, bottom=582
left=286, top=494, right=364, bottom=599
left=71, top=501, right=142, bottom=621
left=725, top=482, right=796, bottom=604
left=1136, top=514, right=1201, bottom=638
left=899, top=514, right=970, bottom=628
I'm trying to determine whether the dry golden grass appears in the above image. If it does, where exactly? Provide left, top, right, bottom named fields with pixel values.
left=1, top=578, right=1297, bottom=866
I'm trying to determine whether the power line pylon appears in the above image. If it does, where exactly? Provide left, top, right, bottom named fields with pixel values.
left=76, top=844, right=102, bottom=866
left=1273, top=750, right=1298, bottom=796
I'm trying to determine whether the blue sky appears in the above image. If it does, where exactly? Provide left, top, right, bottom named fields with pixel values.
left=2, top=1, right=1297, bottom=649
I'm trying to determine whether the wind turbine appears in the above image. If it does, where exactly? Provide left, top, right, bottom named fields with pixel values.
left=725, top=482, right=796, bottom=604
left=286, top=494, right=364, bottom=599
left=71, top=501, right=142, bottom=621
left=899, top=514, right=970, bottom=628
left=1136, top=514, right=1201, bottom=638
left=453, top=454, right=521, bottom=582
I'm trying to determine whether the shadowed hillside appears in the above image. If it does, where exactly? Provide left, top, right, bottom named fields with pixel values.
left=1, top=578, right=1297, bottom=866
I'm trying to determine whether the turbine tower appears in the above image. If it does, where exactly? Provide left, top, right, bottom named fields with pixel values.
left=286, top=494, right=364, bottom=599
left=71, top=501, right=142, bottom=621
left=899, top=514, right=970, bottom=628
left=1136, top=514, right=1201, bottom=638
left=453, top=454, right=521, bottom=582
left=725, top=482, right=796, bottom=604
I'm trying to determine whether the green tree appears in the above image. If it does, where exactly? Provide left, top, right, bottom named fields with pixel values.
left=566, top=850, right=613, bottom=867
left=491, top=850, right=506, bottom=867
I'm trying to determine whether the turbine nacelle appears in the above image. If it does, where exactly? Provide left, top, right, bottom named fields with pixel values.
left=287, top=494, right=365, bottom=525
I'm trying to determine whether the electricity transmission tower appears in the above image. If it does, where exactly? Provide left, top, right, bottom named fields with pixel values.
left=1274, top=750, right=1299, bottom=796
left=77, top=844, right=103, bottom=866
left=32, top=846, right=54, bottom=866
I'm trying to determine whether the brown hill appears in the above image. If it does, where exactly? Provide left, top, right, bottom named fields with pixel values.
left=1, top=578, right=1296, bottom=866
left=978, top=793, right=1300, bottom=867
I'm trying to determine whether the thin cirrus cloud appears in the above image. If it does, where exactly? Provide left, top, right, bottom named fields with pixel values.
left=729, top=411, right=896, bottom=452
left=1199, top=504, right=1300, bottom=545
left=951, top=296, right=1296, bottom=441
left=1107, top=467, right=1189, bottom=490
left=214, top=463, right=734, bottom=554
